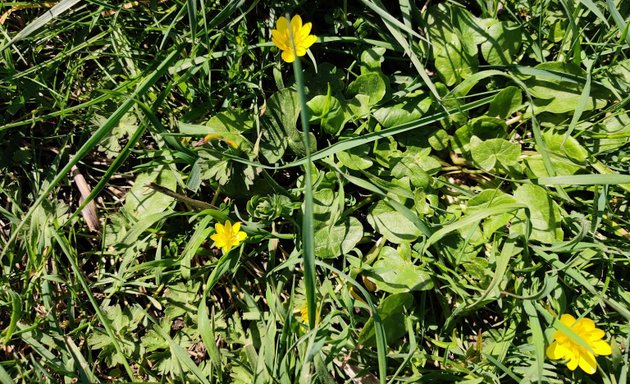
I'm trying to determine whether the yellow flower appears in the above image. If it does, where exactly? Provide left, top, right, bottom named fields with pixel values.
left=546, top=314, right=612, bottom=374
left=210, top=220, right=247, bottom=253
left=271, top=15, right=317, bottom=63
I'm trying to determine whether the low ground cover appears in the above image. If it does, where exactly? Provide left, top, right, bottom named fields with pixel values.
left=0, top=0, right=629, bottom=383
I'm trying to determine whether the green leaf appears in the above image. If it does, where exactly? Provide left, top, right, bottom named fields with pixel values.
left=391, top=148, right=441, bottom=189
left=306, top=93, right=346, bottom=135
left=452, top=116, right=508, bottom=154
left=523, top=62, right=609, bottom=114
left=479, top=19, right=521, bottom=65
left=427, top=4, right=478, bottom=85
left=466, top=190, right=517, bottom=238
left=359, top=293, right=414, bottom=347
left=347, top=72, right=388, bottom=106
left=312, top=189, right=338, bottom=228
left=303, top=62, right=345, bottom=96
left=470, top=137, right=521, bottom=171
left=364, top=247, right=433, bottom=294
left=337, top=145, right=373, bottom=171
left=373, top=96, right=432, bottom=128
left=511, top=184, right=563, bottom=243
left=488, top=86, right=522, bottom=119
left=96, top=112, right=138, bottom=159
left=360, top=47, right=386, bottom=74
left=261, top=88, right=316, bottom=162
left=368, top=200, right=423, bottom=244
left=526, top=131, right=588, bottom=177
left=179, top=110, right=254, bottom=150
left=313, top=217, right=364, bottom=259
left=124, top=168, right=176, bottom=219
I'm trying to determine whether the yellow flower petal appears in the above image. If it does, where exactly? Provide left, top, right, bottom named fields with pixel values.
left=578, top=351, right=597, bottom=374
left=276, top=16, right=289, bottom=31
left=585, top=328, right=605, bottom=341
left=282, top=49, right=295, bottom=63
left=591, top=340, right=612, bottom=356
left=546, top=341, right=569, bottom=360
left=560, top=314, right=577, bottom=327
left=300, top=22, right=312, bottom=39
left=271, top=31, right=288, bottom=51
left=576, top=318, right=596, bottom=331
left=302, top=34, right=317, bottom=50
left=290, top=15, right=302, bottom=32
left=566, top=353, right=579, bottom=371
left=271, top=14, right=315, bottom=63
left=210, top=220, right=247, bottom=253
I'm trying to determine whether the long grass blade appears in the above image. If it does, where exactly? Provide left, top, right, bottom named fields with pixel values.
left=289, top=15, right=317, bottom=332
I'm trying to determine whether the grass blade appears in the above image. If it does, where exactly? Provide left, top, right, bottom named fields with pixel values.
left=0, top=47, right=182, bottom=262
left=0, top=0, right=82, bottom=52
left=288, top=17, right=317, bottom=332
left=51, top=232, right=137, bottom=381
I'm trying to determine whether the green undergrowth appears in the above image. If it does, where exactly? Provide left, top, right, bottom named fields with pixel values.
left=0, top=0, right=629, bottom=383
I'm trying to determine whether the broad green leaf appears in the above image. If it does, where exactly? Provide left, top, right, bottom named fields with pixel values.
left=466, top=190, right=517, bottom=238
left=345, top=94, right=371, bottom=121
left=306, top=93, right=345, bottom=135
left=368, top=200, right=422, bottom=244
left=124, top=168, right=176, bottom=219
left=313, top=217, right=364, bottom=258
left=96, top=112, right=138, bottom=158
left=488, top=86, right=522, bottom=118
left=452, top=116, right=508, bottom=154
left=373, top=96, right=432, bottom=128
left=364, top=247, right=433, bottom=294
left=337, top=145, right=373, bottom=171
left=347, top=72, right=388, bottom=105
left=312, top=188, right=340, bottom=228
left=261, top=88, right=316, bottom=162
left=479, top=19, right=521, bottom=65
left=523, top=62, right=609, bottom=114
left=526, top=131, right=588, bottom=177
left=303, top=62, right=345, bottom=96
left=511, top=184, right=563, bottom=243
left=609, top=59, right=630, bottom=91
left=361, top=47, right=386, bottom=74
left=179, top=110, right=254, bottom=151
left=260, top=89, right=295, bottom=163
left=470, top=136, right=521, bottom=171
left=593, top=113, right=630, bottom=152
left=359, top=292, right=414, bottom=346
left=427, top=4, right=478, bottom=85
left=390, top=148, right=441, bottom=189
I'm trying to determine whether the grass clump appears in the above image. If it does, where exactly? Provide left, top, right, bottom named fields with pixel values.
left=1, top=1, right=629, bottom=383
